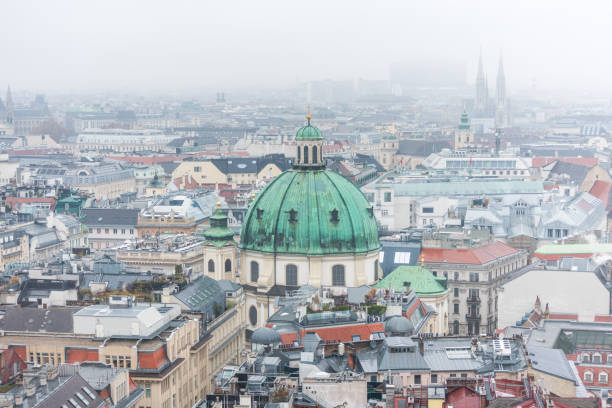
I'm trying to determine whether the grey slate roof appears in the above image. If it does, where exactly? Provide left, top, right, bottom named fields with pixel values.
left=527, top=345, right=577, bottom=383
left=159, top=161, right=180, bottom=175
left=82, top=208, right=140, bottom=226
left=36, top=373, right=105, bottom=408
left=80, top=273, right=154, bottom=291
left=398, top=140, right=452, bottom=157
left=0, top=306, right=75, bottom=333
left=380, top=241, right=421, bottom=277
left=547, top=161, right=591, bottom=185
left=173, top=276, right=225, bottom=316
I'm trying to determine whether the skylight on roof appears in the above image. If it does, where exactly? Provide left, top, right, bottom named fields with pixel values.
left=394, top=252, right=411, bottom=264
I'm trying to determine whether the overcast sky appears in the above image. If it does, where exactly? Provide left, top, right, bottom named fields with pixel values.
left=2, top=0, right=612, bottom=94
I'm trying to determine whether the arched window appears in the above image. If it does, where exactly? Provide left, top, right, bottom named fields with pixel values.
left=297, top=146, right=301, bottom=164
left=225, top=259, right=232, bottom=272
left=249, top=306, right=258, bottom=326
left=208, top=259, right=215, bottom=273
left=332, top=265, right=345, bottom=286
left=250, top=261, right=259, bottom=283
left=600, top=372, right=608, bottom=384
left=374, top=260, right=379, bottom=281
left=320, top=147, right=323, bottom=163
left=286, top=264, right=298, bottom=286
left=453, top=320, right=460, bottom=335
left=304, top=146, right=309, bottom=164
left=312, top=146, right=318, bottom=164
left=584, top=371, right=593, bottom=383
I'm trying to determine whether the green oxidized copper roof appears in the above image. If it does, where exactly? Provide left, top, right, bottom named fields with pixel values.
left=240, top=169, right=380, bottom=255
left=374, top=266, right=448, bottom=296
left=148, top=174, right=164, bottom=188
left=458, top=111, right=470, bottom=130
left=295, top=123, right=323, bottom=140
left=203, top=204, right=234, bottom=245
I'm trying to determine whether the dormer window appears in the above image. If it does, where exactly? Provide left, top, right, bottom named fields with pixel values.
left=330, top=209, right=339, bottom=223
left=256, top=208, right=264, bottom=220
left=367, top=206, right=374, bottom=217
left=288, top=209, right=298, bottom=223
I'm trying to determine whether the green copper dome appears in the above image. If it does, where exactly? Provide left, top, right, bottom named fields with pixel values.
left=240, top=169, right=380, bottom=255
left=295, top=124, right=323, bottom=140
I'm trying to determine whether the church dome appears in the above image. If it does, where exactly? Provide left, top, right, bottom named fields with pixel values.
left=251, top=327, right=282, bottom=345
left=384, top=315, right=414, bottom=336
left=295, top=123, right=323, bottom=140
left=240, top=168, right=380, bottom=255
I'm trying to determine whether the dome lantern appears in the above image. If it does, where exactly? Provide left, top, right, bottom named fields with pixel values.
left=295, top=106, right=324, bottom=168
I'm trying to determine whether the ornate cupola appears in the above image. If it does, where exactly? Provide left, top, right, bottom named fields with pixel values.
left=203, top=201, right=238, bottom=281
left=294, top=107, right=324, bottom=169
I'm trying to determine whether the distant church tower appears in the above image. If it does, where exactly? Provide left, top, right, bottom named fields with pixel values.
left=455, top=111, right=473, bottom=149
left=495, top=55, right=510, bottom=128
left=5, top=86, right=13, bottom=124
left=474, top=51, right=489, bottom=115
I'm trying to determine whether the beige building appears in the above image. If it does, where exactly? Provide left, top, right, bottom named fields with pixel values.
left=377, top=134, right=398, bottom=170
left=0, top=300, right=245, bottom=408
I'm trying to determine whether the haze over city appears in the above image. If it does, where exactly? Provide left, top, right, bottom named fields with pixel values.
left=0, top=2, right=611, bottom=408
left=3, top=0, right=612, bottom=93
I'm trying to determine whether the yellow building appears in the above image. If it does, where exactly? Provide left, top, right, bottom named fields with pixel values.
left=172, top=156, right=290, bottom=189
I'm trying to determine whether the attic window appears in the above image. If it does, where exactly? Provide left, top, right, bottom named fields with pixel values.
left=256, top=208, right=264, bottom=220
left=330, top=209, right=339, bottom=223
left=288, top=209, right=298, bottom=223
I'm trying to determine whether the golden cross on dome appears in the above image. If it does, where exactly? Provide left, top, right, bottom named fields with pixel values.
left=306, top=105, right=311, bottom=125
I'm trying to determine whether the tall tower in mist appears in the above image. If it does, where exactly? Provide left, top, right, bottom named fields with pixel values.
left=474, top=51, right=488, bottom=114
left=495, top=55, right=510, bottom=128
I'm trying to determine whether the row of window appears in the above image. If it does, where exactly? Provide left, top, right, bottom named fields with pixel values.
left=105, top=354, right=132, bottom=369
left=581, top=352, right=612, bottom=364
left=249, top=261, right=380, bottom=286
left=583, top=370, right=608, bottom=384
left=297, top=145, right=322, bottom=165
left=208, top=259, right=232, bottom=273
left=29, top=352, right=61, bottom=365
left=94, top=228, right=134, bottom=235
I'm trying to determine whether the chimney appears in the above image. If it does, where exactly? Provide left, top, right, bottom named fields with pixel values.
left=385, top=383, right=395, bottom=408
left=418, top=336, right=424, bottom=355
left=534, top=296, right=541, bottom=314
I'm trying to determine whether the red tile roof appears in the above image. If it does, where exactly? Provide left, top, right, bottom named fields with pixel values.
left=5, top=197, right=56, bottom=211
left=532, top=157, right=599, bottom=168
left=7, top=345, right=26, bottom=362
left=138, top=346, right=168, bottom=370
left=106, top=155, right=185, bottom=165
left=549, top=313, right=578, bottom=321
left=421, top=241, right=520, bottom=265
left=279, top=323, right=385, bottom=345
left=589, top=180, right=612, bottom=208
left=67, top=348, right=99, bottom=364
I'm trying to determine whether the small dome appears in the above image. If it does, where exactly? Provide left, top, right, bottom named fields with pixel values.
left=295, top=124, right=323, bottom=140
left=251, top=327, right=281, bottom=345
left=384, top=316, right=414, bottom=336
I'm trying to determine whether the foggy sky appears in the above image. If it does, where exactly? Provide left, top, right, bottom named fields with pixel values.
left=3, top=0, right=612, bottom=94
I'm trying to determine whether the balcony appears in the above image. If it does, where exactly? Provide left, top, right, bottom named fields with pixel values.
left=466, top=313, right=481, bottom=320
left=467, top=296, right=481, bottom=304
